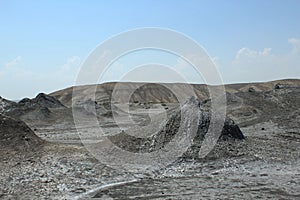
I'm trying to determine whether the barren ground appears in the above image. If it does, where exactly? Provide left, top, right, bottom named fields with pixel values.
left=0, top=80, right=299, bottom=199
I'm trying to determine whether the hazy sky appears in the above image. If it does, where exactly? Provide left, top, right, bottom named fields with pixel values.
left=1, top=0, right=300, bottom=99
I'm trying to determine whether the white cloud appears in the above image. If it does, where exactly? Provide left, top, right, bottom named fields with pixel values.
left=4, top=56, right=22, bottom=68
left=2, top=37, right=300, bottom=99
left=61, top=56, right=81, bottom=71
left=288, top=38, right=300, bottom=46
left=228, top=38, right=300, bottom=82
left=0, top=56, right=81, bottom=100
left=0, top=56, right=35, bottom=79
left=288, top=38, right=300, bottom=54
left=235, top=48, right=272, bottom=60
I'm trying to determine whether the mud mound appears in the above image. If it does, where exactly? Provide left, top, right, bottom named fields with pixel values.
left=227, top=86, right=300, bottom=127
left=157, top=97, right=244, bottom=158
left=0, top=97, right=16, bottom=114
left=34, top=93, right=65, bottom=108
left=109, top=97, right=244, bottom=159
left=18, top=93, right=65, bottom=109
left=0, top=114, right=44, bottom=151
left=4, top=93, right=65, bottom=122
left=6, top=100, right=52, bottom=121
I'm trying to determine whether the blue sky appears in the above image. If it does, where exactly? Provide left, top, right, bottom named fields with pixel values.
left=1, top=0, right=300, bottom=99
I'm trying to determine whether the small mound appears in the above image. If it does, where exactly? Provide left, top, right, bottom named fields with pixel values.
left=109, top=96, right=244, bottom=159
left=18, top=93, right=65, bottom=109
left=17, top=93, right=65, bottom=108
left=5, top=93, right=65, bottom=121
left=0, top=96, right=16, bottom=114
left=34, top=93, right=65, bottom=108
left=0, top=114, right=44, bottom=151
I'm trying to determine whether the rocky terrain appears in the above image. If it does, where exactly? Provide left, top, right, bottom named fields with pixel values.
left=0, top=79, right=299, bottom=199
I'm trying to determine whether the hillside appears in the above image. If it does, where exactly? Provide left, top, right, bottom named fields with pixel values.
left=50, top=79, right=300, bottom=107
left=0, top=114, right=44, bottom=152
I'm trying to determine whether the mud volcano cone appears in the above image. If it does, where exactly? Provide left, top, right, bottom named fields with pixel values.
left=109, top=96, right=245, bottom=160
left=0, top=114, right=44, bottom=151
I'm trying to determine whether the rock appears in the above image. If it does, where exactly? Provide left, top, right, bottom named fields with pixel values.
left=248, top=87, right=256, bottom=92
left=274, top=83, right=289, bottom=90
left=260, top=173, right=268, bottom=177
left=221, top=118, right=245, bottom=140
left=72, top=187, right=86, bottom=193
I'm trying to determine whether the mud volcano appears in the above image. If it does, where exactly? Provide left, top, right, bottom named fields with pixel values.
left=0, top=114, right=44, bottom=151
left=109, top=97, right=244, bottom=159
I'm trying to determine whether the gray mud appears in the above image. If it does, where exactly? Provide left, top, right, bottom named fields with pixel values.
left=1, top=81, right=300, bottom=199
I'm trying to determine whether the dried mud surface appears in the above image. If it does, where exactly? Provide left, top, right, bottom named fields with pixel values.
left=0, top=80, right=299, bottom=199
